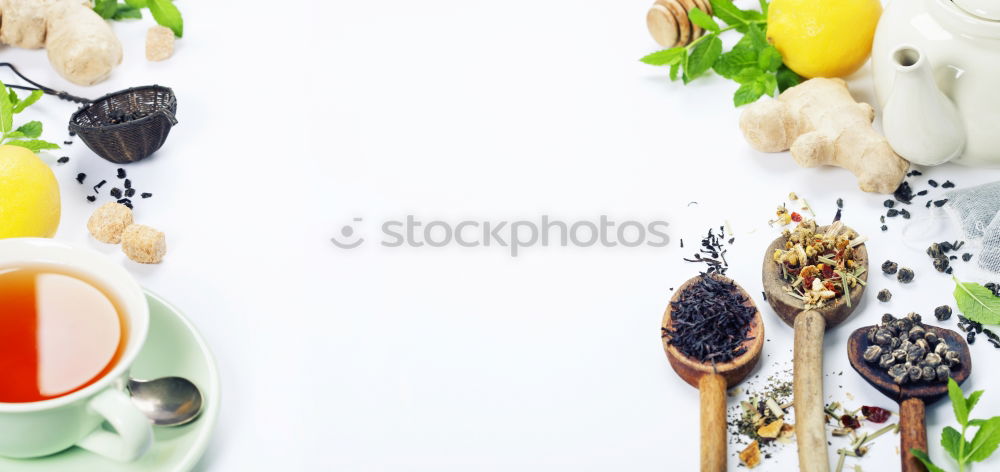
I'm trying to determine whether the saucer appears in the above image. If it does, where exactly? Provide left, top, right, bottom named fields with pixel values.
left=0, top=291, right=221, bottom=472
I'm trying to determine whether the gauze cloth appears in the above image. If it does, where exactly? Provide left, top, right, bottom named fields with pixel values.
left=943, top=182, right=1000, bottom=273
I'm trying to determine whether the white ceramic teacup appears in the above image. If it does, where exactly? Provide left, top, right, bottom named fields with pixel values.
left=0, top=238, right=152, bottom=461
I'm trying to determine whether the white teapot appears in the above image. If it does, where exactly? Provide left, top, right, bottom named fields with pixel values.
left=871, top=0, right=1000, bottom=167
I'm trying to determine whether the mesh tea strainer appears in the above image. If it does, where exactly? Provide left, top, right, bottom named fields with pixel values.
left=1, top=62, right=177, bottom=164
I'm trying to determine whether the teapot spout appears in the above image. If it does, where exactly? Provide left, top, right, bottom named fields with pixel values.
left=881, top=45, right=965, bottom=166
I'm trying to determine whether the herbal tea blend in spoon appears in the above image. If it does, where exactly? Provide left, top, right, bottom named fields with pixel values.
left=762, top=220, right=868, bottom=472
left=662, top=274, right=764, bottom=472
left=847, top=315, right=971, bottom=472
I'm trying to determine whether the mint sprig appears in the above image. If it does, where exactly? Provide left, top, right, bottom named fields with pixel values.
left=953, top=276, right=1000, bottom=325
left=0, top=81, right=59, bottom=153
left=94, top=0, right=183, bottom=38
left=639, top=0, right=802, bottom=106
left=913, top=378, right=1000, bottom=472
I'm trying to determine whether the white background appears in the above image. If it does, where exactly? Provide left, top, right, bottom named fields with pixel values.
left=6, top=0, right=1000, bottom=470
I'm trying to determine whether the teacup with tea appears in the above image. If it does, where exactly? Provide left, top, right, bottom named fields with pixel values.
left=0, top=238, right=152, bottom=462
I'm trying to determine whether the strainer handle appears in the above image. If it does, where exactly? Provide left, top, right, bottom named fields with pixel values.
left=0, top=62, right=91, bottom=104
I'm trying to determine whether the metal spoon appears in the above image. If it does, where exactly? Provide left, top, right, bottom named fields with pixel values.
left=127, top=376, right=204, bottom=427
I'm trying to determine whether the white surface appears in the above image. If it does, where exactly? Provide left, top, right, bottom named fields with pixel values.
left=5, top=0, right=1000, bottom=470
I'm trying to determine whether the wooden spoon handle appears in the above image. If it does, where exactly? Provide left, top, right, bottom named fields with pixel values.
left=901, top=398, right=928, bottom=472
left=794, top=311, right=829, bottom=472
left=699, top=373, right=727, bottom=472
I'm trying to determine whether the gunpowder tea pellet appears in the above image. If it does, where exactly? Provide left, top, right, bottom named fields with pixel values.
left=877, top=289, right=892, bottom=302
left=864, top=313, right=959, bottom=385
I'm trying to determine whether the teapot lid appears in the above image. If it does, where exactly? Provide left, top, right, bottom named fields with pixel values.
left=953, top=0, right=1000, bottom=21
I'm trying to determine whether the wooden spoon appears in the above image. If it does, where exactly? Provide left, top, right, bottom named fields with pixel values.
left=761, top=223, right=868, bottom=472
left=847, top=325, right=972, bottom=472
left=662, top=274, right=765, bottom=472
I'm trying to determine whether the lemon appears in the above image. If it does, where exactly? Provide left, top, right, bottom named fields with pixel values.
left=767, top=0, right=882, bottom=78
left=0, top=145, right=61, bottom=238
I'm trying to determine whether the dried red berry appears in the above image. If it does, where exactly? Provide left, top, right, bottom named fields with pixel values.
left=791, top=212, right=803, bottom=222
left=840, top=414, right=861, bottom=429
left=861, top=406, right=890, bottom=423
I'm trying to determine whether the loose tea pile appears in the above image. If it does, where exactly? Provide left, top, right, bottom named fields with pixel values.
left=662, top=274, right=755, bottom=363
left=863, top=313, right=961, bottom=385
left=728, top=366, right=796, bottom=468
left=772, top=220, right=865, bottom=308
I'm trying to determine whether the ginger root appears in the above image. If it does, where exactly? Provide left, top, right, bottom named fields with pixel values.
left=739, top=78, right=908, bottom=194
left=0, top=0, right=122, bottom=86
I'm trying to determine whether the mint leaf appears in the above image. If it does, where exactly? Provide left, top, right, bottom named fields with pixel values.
left=966, top=417, right=1000, bottom=462
left=94, top=0, right=117, bottom=18
left=8, top=89, right=18, bottom=107
left=743, top=23, right=767, bottom=49
left=759, top=0, right=769, bottom=16
left=713, top=45, right=757, bottom=78
left=734, top=79, right=766, bottom=106
left=761, top=73, right=778, bottom=97
left=114, top=4, right=143, bottom=19
left=148, top=0, right=183, bottom=37
left=942, top=426, right=963, bottom=460
left=0, top=82, right=13, bottom=134
left=911, top=449, right=947, bottom=472
left=640, top=47, right=685, bottom=66
left=950, top=378, right=970, bottom=426
left=688, top=7, right=720, bottom=32
left=709, top=0, right=747, bottom=27
left=12, top=90, right=43, bottom=114
left=5, top=139, right=59, bottom=152
left=758, top=45, right=782, bottom=72
left=15, top=121, right=42, bottom=139
left=684, top=34, right=722, bottom=82
left=743, top=9, right=766, bottom=22
left=776, top=64, right=802, bottom=92
left=733, top=67, right=764, bottom=84
left=968, top=390, right=985, bottom=414
left=953, top=277, right=1000, bottom=324
left=669, top=62, right=680, bottom=81
left=125, top=0, right=147, bottom=7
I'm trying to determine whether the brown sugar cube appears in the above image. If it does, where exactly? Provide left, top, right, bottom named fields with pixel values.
left=145, top=25, right=174, bottom=61
left=87, top=202, right=134, bottom=244
left=121, top=224, right=166, bottom=264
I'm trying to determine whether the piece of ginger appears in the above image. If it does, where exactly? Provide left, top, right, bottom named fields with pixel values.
left=739, top=440, right=761, bottom=468
left=739, top=78, right=908, bottom=194
left=0, top=0, right=122, bottom=85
